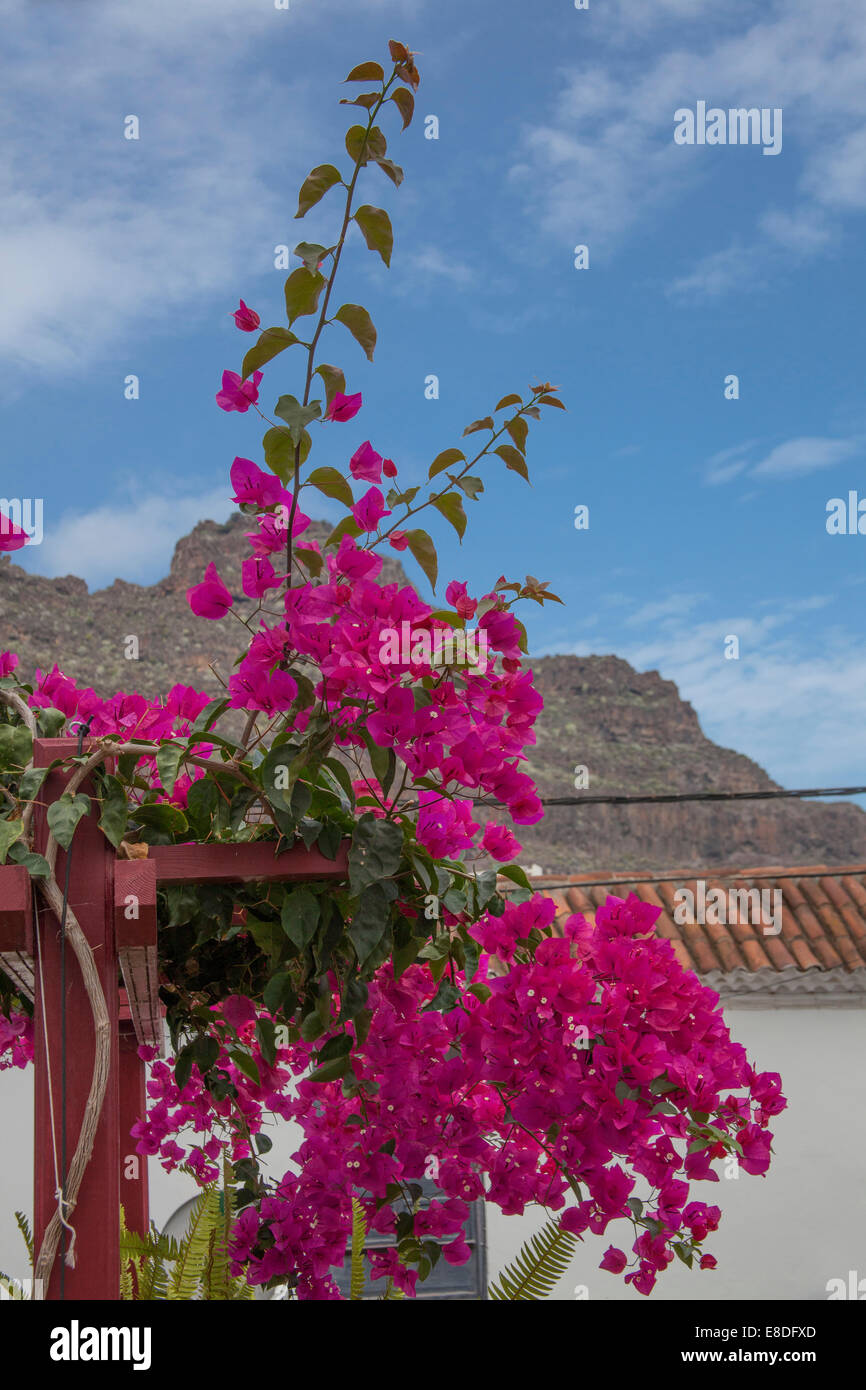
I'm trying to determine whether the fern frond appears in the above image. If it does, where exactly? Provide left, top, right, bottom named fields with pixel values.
left=488, top=1217, right=578, bottom=1301
left=349, top=1197, right=366, bottom=1301
left=169, top=1186, right=221, bottom=1300
left=14, top=1211, right=33, bottom=1265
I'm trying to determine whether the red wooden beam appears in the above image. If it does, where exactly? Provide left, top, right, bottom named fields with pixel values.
left=0, top=863, right=34, bottom=1001
left=32, top=738, right=120, bottom=1300
left=149, top=838, right=349, bottom=885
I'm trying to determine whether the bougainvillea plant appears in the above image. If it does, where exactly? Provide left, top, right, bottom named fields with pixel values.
left=0, top=40, right=785, bottom=1300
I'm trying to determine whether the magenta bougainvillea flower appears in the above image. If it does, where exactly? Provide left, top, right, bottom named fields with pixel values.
left=230, top=456, right=291, bottom=510
left=326, top=391, right=363, bottom=422
left=349, top=440, right=383, bottom=483
left=216, top=369, right=262, bottom=412
left=232, top=299, right=261, bottom=332
left=480, top=822, right=522, bottom=861
left=352, top=486, right=391, bottom=532
left=186, top=562, right=234, bottom=619
left=0, top=511, right=29, bottom=552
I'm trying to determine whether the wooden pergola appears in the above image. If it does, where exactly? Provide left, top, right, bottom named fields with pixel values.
left=0, top=738, right=348, bottom=1299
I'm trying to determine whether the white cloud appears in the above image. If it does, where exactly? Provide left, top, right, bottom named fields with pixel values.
left=703, top=435, right=862, bottom=484
left=513, top=0, right=866, bottom=289
left=752, top=436, right=862, bottom=478
left=16, top=487, right=235, bottom=589
left=0, top=0, right=414, bottom=377
left=539, top=594, right=866, bottom=789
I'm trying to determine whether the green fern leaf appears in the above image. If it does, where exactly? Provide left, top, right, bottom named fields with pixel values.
left=488, top=1217, right=578, bottom=1300
left=169, top=1186, right=222, bottom=1300
left=14, top=1211, right=33, bottom=1265
left=349, top=1197, right=367, bottom=1300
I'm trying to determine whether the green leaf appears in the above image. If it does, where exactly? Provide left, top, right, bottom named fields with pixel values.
left=0, top=818, right=24, bottom=864
left=425, top=980, right=461, bottom=1014
left=391, top=87, right=415, bottom=129
left=341, top=93, right=380, bottom=113
left=255, top=1017, right=277, bottom=1066
left=185, top=777, right=218, bottom=838
left=375, top=158, right=404, bottom=188
left=349, top=882, right=392, bottom=969
left=506, top=416, right=529, bottom=452
left=495, top=444, right=530, bottom=482
left=284, top=268, right=326, bottom=325
left=295, top=163, right=342, bottom=219
left=46, top=793, right=91, bottom=850
left=354, top=205, right=393, bottom=267
left=322, top=757, right=355, bottom=803
left=306, top=466, right=354, bottom=507
left=0, top=725, right=32, bottom=771
left=7, top=842, right=49, bottom=878
left=241, top=326, right=299, bottom=381
left=35, top=708, right=66, bottom=737
left=98, top=774, right=129, bottom=849
left=133, top=802, right=188, bottom=836
left=314, top=363, right=346, bottom=406
left=348, top=814, right=403, bottom=895
left=428, top=447, right=465, bottom=480
left=192, top=1034, right=219, bottom=1073
left=273, top=394, right=322, bottom=445
left=497, top=864, right=532, bottom=890
left=317, top=822, right=343, bottom=860
left=190, top=697, right=230, bottom=736
left=323, top=515, right=362, bottom=548
left=262, top=426, right=296, bottom=482
left=263, top=971, right=295, bottom=1017
left=405, top=529, right=437, bottom=591
left=156, top=743, right=185, bottom=798
left=345, top=60, right=384, bottom=82
left=229, top=1050, right=261, bottom=1086
left=308, top=1053, right=351, bottom=1084
left=293, top=242, right=328, bottom=273
left=17, top=766, right=48, bottom=801
left=463, top=417, right=495, bottom=437
left=345, top=124, right=387, bottom=167
left=245, top=913, right=285, bottom=968
left=431, top=493, right=467, bottom=540
left=495, top=393, right=522, bottom=410
left=334, top=303, right=377, bottom=362
left=281, top=887, right=320, bottom=952
left=455, top=475, right=484, bottom=499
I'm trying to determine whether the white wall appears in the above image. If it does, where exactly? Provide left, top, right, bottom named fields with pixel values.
left=2, top=1006, right=863, bottom=1300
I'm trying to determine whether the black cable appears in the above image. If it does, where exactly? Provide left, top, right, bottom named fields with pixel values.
left=57, top=714, right=94, bottom=1299
left=476, top=784, right=866, bottom=810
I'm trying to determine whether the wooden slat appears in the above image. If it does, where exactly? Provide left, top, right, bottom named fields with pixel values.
left=115, top=860, right=162, bottom=1052
left=149, top=839, right=349, bottom=885
left=0, top=864, right=33, bottom=950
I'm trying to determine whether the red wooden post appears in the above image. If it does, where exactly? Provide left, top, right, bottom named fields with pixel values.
left=119, top=1018, right=149, bottom=1238
left=32, top=738, right=120, bottom=1300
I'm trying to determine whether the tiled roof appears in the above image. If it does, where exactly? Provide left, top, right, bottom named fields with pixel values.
left=511, top=865, right=866, bottom=1001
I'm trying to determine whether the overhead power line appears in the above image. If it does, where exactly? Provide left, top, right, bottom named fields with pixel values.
left=480, top=784, right=866, bottom=809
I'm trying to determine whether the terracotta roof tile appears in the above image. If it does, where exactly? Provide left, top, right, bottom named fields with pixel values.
left=506, top=865, right=866, bottom=979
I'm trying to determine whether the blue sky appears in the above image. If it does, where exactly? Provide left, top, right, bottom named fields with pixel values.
left=2, top=0, right=865, bottom=797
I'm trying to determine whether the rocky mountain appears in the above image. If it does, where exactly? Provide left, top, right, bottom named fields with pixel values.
left=2, top=514, right=864, bottom=874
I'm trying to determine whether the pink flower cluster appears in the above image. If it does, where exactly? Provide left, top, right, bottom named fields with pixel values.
left=132, top=894, right=785, bottom=1299
left=0, top=1010, right=34, bottom=1071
